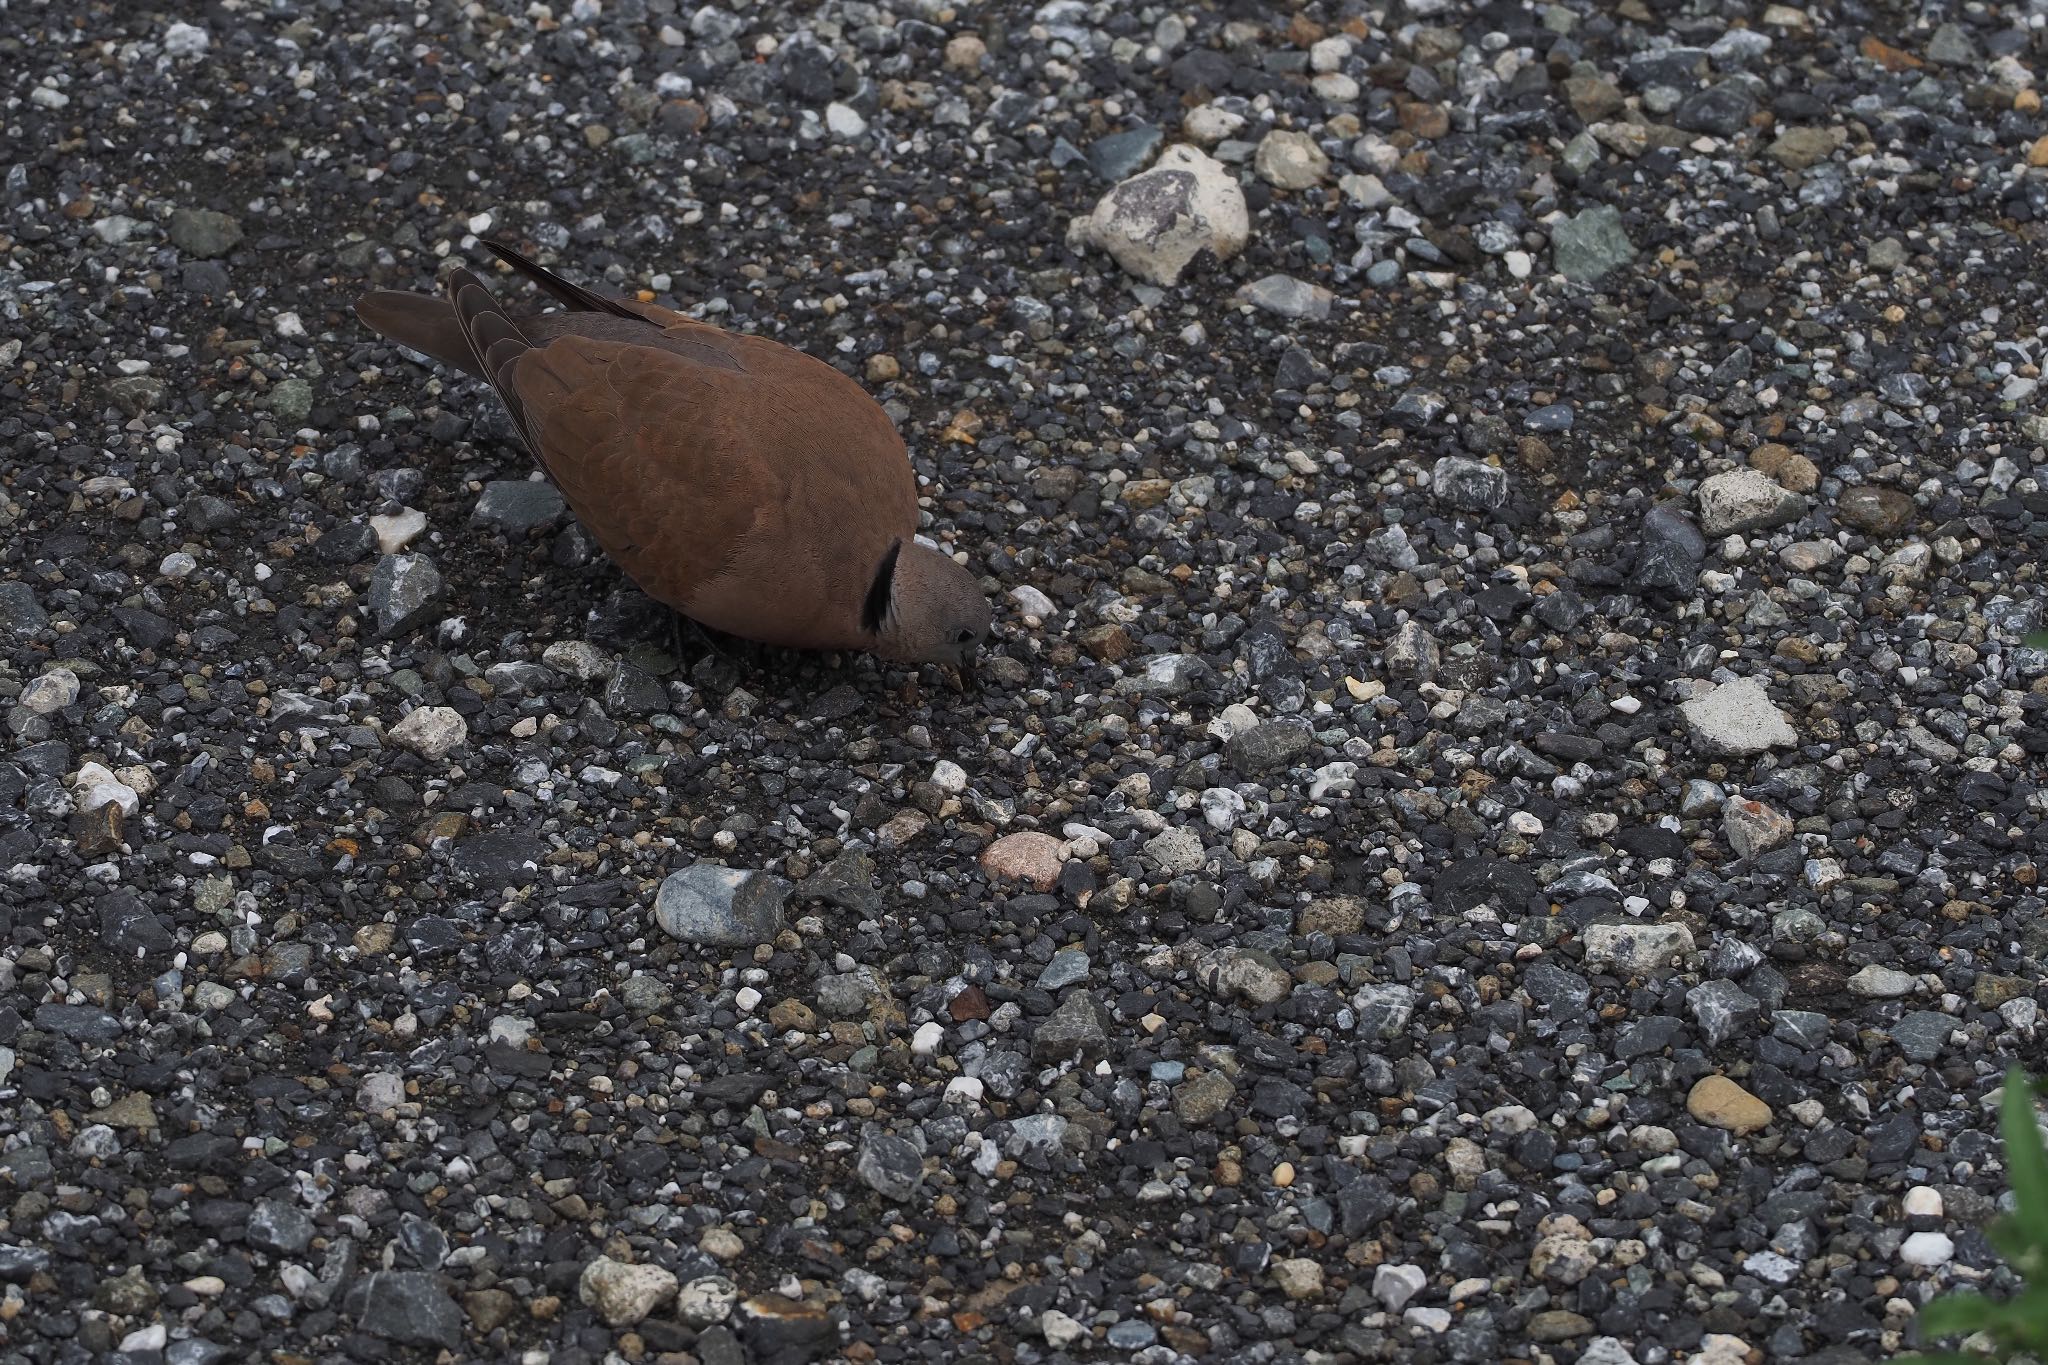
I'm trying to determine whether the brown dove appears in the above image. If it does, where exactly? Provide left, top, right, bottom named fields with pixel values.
left=354, top=240, right=990, bottom=675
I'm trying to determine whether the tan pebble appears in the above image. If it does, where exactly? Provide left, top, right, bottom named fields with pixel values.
left=1687, top=1075, right=1773, bottom=1136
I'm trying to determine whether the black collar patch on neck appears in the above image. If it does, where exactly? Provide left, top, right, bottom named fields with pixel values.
left=862, top=539, right=902, bottom=634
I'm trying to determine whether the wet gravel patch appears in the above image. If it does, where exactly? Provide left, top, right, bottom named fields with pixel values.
left=2, top=0, right=2046, bottom=1362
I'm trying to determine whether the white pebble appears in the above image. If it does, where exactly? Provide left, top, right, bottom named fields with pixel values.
left=370, top=508, right=427, bottom=554
left=733, top=987, right=761, bottom=1013
left=273, top=311, right=307, bottom=338
left=1902, top=1186, right=1943, bottom=1218
left=1009, top=584, right=1055, bottom=620
left=930, top=760, right=968, bottom=794
left=824, top=102, right=867, bottom=139
left=911, top=1021, right=944, bottom=1056
left=1899, top=1231, right=1954, bottom=1268
left=163, top=21, right=210, bottom=56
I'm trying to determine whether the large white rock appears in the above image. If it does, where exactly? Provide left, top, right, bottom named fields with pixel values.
left=578, top=1257, right=678, bottom=1326
left=1697, top=468, right=1805, bottom=535
left=1680, top=678, right=1797, bottom=756
left=1070, top=144, right=1248, bottom=286
left=387, top=706, right=468, bottom=760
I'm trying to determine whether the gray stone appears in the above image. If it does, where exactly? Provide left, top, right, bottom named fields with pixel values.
left=267, top=377, right=313, bottom=424
left=1890, top=1010, right=1953, bottom=1063
left=1581, top=921, right=1695, bottom=975
left=0, top=582, right=47, bottom=636
left=355, top=1271, right=461, bottom=1349
left=604, top=662, right=669, bottom=716
left=1173, top=1071, right=1236, bottom=1126
left=107, top=376, right=166, bottom=416
left=1005, top=1113, right=1070, bottom=1159
left=169, top=207, right=243, bottom=258
left=816, top=966, right=891, bottom=1020
left=1847, top=964, right=1915, bottom=998
left=1143, top=826, right=1206, bottom=874
left=1236, top=274, right=1334, bottom=319
left=1353, top=983, right=1418, bottom=1040
left=1035, top=948, right=1090, bottom=991
left=1089, top=125, right=1163, bottom=180
left=32, top=1004, right=121, bottom=1042
left=1384, top=620, right=1440, bottom=680
left=1374, top=1263, right=1427, bottom=1311
left=1431, top=456, right=1511, bottom=512
left=1685, top=979, right=1761, bottom=1045
left=368, top=553, right=444, bottom=638
left=472, top=480, right=568, bottom=533
left=1202, top=948, right=1293, bottom=1005
left=1926, top=21, right=1977, bottom=64
left=855, top=1125, right=924, bottom=1202
left=1227, top=719, right=1313, bottom=774
left=1770, top=1010, right=1830, bottom=1049
left=1551, top=204, right=1636, bottom=283
left=654, top=865, right=792, bottom=948
left=1032, top=991, right=1110, bottom=1059
left=1674, top=81, right=1755, bottom=136
left=248, top=1199, right=314, bottom=1256
left=387, top=707, right=467, bottom=761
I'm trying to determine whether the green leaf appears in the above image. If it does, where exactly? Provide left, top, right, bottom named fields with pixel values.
left=2024, top=628, right=2048, bottom=649
left=1919, top=1292, right=2008, bottom=1339
left=1891, top=1352, right=1996, bottom=1365
left=1986, top=1215, right=2044, bottom=1272
left=2001, top=1066, right=2048, bottom=1246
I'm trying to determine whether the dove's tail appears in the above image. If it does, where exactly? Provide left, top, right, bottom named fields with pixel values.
left=354, top=291, right=488, bottom=381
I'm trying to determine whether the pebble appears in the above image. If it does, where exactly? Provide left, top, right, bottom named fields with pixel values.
left=578, top=1257, right=678, bottom=1326
left=979, top=831, right=1064, bottom=890
left=1680, top=678, right=1798, bottom=756
left=1236, top=274, right=1334, bottom=320
left=654, top=865, right=792, bottom=947
left=1070, top=144, right=1248, bottom=285
left=1253, top=129, right=1329, bottom=189
left=1898, top=1231, right=1955, bottom=1268
left=1846, top=964, right=1915, bottom=999
left=1550, top=204, right=1636, bottom=282
left=168, top=207, right=243, bottom=258
left=1581, top=921, right=1695, bottom=974
left=386, top=706, right=466, bottom=760
left=1696, top=468, right=1806, bottom=535
left=1687, top=1076, right=1773, bottom=1136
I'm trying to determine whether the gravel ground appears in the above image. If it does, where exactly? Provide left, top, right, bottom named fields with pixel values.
left=4, top=0, right=2047, bottom=1362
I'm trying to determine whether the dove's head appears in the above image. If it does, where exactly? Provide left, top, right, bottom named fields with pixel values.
left=869, top=539, right=992, bottom=677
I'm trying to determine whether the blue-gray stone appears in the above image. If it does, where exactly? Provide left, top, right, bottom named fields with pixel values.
left=855, top=1124, right=924, bottom=1202
left=1551, top=204, right=1636, bottom=283
left=1036, top=948, right=1091, bottom=991
left=1890, top=1010, right=1953, bottom=1063
left=1090, top=125, right=1163, bottom=180
left=655, top=865, right=791, bottom=948
left=472, top=480, right=567, bottom=533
